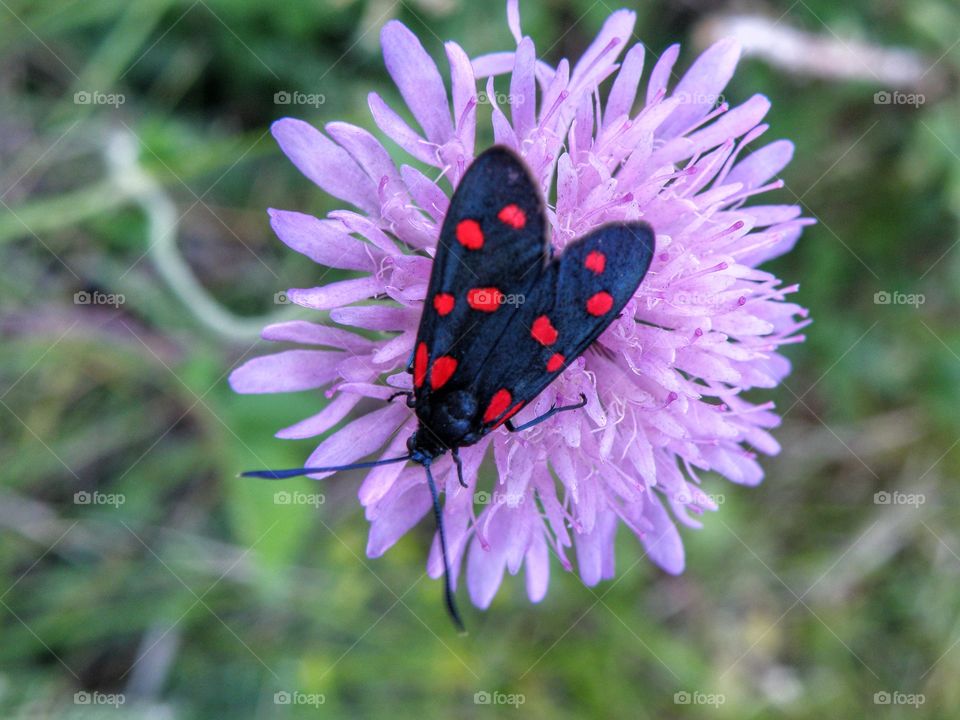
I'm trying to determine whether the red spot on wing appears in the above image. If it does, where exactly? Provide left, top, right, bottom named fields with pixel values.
left=586, top=291, right=614, bottom=316
left=546, top=353, right=565, bottom=373
left=494, top=401, right=525, bottom=428
left=456, top=219, right=484, bottom=250
left=433, top=293, right=455, bottom=316
left=585, top=250, right=606, bottom=274
left=430, top=356, right=457, bottom=389
left=467, top=287, right=503, bottom=312
left=497, top=203, right=527, bottom=229
left=531, top=315, right=558, bottom=346
left=413, top=342, right=428, bottom=388
left=483, top=388, right=512, bottom=424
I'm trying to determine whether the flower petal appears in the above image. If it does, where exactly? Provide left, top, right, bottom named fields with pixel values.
left=305, top=402, right=408, bottom=479
left=381, top=20, right=453, bottom=144
left=271, top=118, right=378, bottom=214
left=268, top=209, right=375, bottom=270
left=287, top=277, right=382, bottom=310
left=229, top=350, right=341, bottom=394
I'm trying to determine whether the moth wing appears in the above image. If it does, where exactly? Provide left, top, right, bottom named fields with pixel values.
left=468, top=222, right=655, bottom=428
left=411, top=146, right=548, bottom=399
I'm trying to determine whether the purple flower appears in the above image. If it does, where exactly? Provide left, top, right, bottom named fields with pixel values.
left=230, top=1, right=811, bottom=609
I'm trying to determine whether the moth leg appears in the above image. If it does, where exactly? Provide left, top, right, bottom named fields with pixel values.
left=505, top=393, right=588, bottom=433
left=386, top=390, right=416, bottom=407
left=451, top=447, right=467, bottom=488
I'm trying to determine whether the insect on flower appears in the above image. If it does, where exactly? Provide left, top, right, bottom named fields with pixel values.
left=244, top=146, right=655, bottom=629
left=231, top=0, right=811, bottom=630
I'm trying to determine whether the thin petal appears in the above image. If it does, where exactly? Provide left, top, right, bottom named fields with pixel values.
left=271, top=119, right=378, bottom=214
left=287, top=277, right=381, bottom=310
left=381, top=20, right=453, bottom=144
left=268, top=209, right=374, bottom=270
left=305, top=402, right=408, bottom=479
left=229, top=350, right=340, bottom=394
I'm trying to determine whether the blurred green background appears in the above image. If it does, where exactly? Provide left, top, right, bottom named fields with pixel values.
left=2, top=0, right=959, bottom=717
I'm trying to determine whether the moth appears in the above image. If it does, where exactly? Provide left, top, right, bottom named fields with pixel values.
left=245, top=146, right=655, bottom=628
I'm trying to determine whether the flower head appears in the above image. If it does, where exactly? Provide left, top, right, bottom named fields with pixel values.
left=230, top=1, right=811, bottom=608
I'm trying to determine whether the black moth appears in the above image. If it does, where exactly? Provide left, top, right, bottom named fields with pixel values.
left=245, top=146, right=655, bottom=629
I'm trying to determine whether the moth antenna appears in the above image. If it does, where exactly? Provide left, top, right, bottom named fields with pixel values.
left=240, top=455, right=412, bottom=480
left=425, top=463, right=466, bottom=633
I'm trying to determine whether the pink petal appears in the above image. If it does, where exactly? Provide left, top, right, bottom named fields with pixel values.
left=367, top=92, right=437, bottom=166
left=229, top=350, right=341, bottom=394
left=305, top=402, right=408, bottom=479
left=525, top=529, right=550, bottom=602
left=276, top=393, right=364, bottom=439
left=268, top=209, right=374, bottom=270
left=467, top=507, right=512, bottom=609
left=325, top=121, right=402, bottom=189
left=445, top=41, right=477, bottom=157
left=659, top=38, right=741, bottom=139
left=401, top=164, right=449, bottom=222
left=575, top=509, right=617, bottom=586
left=510, top=37, right=537, bottom=139
left=726, top=139, right=795, bottom=190
left=366, top=472, right=432, bottom=557
left=381, top=21, right=453, bottom=145
left=287, top=277, right=381, bottom=310
left=604, top=43, right=645, bottom=126
left=271, top=119, right=378, bottom=215
left=637, top=493, right=685, bottom=574
left=261, top=320, right=371, bottom=353
left=330, top=305, right=417, bottom=331
left=646, top=44, right=679, bottom=105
